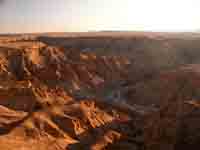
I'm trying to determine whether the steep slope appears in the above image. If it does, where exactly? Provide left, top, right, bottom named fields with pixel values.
left=0, top=44, right=139, bottom=150
left=1, top=37, right=200, bottom=150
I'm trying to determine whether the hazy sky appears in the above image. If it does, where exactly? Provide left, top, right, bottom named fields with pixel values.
left=0, top=0, right=200, bottom=33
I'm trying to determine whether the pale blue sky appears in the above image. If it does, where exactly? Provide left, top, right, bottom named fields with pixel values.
left=0, top=0, right=200, bottom=33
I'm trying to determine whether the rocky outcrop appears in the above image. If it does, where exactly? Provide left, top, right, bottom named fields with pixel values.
left=1, top=37, right=200, bottom=150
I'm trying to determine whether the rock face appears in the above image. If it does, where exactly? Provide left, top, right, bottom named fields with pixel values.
left=0, top=36, right=200, bottom=150
left=0, top=43, right=135, bottom=150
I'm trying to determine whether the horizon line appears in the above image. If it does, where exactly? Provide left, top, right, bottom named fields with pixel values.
left=0, top=30, right=200, bottom=35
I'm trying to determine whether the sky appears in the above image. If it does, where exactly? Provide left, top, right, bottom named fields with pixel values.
left=0, top=0, right=200, bottom=33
